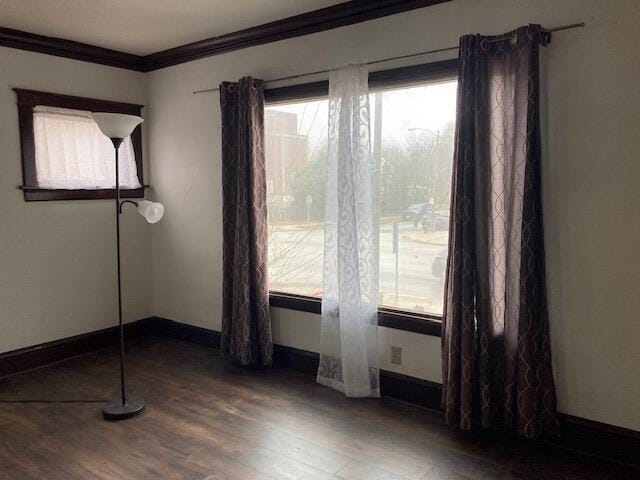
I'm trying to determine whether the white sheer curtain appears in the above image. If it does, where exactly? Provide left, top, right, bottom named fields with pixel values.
left=33, top=106, right=140, bottom=189
left=317, top=64, right=379, bottom=398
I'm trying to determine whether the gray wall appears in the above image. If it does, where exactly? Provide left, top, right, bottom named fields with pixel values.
left=147, top=0, right=640, bottom=431
left=0, top=47, right=152, bottom=353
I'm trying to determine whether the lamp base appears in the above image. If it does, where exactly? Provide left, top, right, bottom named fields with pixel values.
left=102, top=396, right=145, bottom=421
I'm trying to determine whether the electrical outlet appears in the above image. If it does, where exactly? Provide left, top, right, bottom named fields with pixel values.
left=390, top=346, right=402, bottom=365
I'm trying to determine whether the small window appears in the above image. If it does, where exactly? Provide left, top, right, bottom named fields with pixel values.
left=33, top=106, right=140, bottom=190
left=265, top=61, right=457, bottom=317
left=15, top=89, right=144, bottom=201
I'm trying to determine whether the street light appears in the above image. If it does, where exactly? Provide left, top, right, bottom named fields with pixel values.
left=408, top=127, right=440, bottom=144
left=408, top=127, right=441, bottom=216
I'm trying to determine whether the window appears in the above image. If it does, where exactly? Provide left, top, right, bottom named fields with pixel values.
left=33, top=107, right=140, bottom=190
left=265, top=60, right=457, bottom=320
left=15, top=89, right=144, bottom=201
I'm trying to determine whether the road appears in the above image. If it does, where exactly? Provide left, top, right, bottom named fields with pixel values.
left=268, top=221, right=447, bottom=315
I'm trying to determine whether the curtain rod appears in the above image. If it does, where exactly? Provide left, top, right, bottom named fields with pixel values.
left=192, top=22, right=585, bottom=95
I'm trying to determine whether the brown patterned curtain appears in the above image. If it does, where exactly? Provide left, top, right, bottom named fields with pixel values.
left=442, top=25, right=558, bottom=438
left=220, top=77, right=272, bottom=367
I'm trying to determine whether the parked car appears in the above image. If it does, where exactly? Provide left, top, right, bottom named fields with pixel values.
left=421, top=210, right=450, bottom=232
left=431, top=248, right=448, bottom=279
left=402, top=203, right=430, bottom=223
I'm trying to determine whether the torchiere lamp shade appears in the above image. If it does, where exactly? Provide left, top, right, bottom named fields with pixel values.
left=91, top=112, right=143, bottom=139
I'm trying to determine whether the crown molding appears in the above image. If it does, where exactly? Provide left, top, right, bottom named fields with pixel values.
left=0, top=27, right=146, bottom=71
left=0, top=1, right=451, bottom=72
left=142, top=0, right=451, bottom=71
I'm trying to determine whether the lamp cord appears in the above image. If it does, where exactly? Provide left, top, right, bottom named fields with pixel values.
left=0, top=399, right=108, bottom=403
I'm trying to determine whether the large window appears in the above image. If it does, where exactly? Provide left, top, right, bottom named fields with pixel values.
left=266, top=62, right=457, bottom=318
left=15, top=89, right=144, bottom=201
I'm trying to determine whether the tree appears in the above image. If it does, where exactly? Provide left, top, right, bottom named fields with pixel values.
left=378, top=121, right=456, bottom=215
left=288, top=139, right=327, bottom=222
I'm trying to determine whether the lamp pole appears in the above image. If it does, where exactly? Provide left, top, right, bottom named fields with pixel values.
left=91, top=112, right=161, bottom=421
left=101, top=136, right=145, bottom=421
left=113, top=138, right=127, bottom=408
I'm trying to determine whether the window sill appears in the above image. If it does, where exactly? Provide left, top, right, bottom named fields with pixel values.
left=269, top=291, right=442, bottom=337
left=21, top=187, right=145, bottom=202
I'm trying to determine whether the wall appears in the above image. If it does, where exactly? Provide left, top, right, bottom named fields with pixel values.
left=147, top=0, right=640, bottom=431
left=0, top=47, right=152, bottom=353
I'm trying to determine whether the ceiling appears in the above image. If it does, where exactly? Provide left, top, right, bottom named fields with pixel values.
left=0, top=0, right=344, bottom=56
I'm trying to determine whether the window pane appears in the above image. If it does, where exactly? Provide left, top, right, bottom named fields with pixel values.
left=33, top=106, right=140, bottom=190
left=372, top=81, right=457, bottom=315
left=266, top=79, right=457, bottom=316
left=266, top=100, right=328, bottom=297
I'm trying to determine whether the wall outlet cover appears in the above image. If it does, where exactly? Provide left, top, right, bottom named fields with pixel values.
left=391, top=345, right=402, bottom=365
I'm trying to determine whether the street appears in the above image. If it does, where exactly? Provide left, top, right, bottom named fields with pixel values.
left=268, top=220, right=447, bottom=315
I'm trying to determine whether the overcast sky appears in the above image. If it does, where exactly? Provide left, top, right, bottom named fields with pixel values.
left=266, top=80, right=458, bottom=153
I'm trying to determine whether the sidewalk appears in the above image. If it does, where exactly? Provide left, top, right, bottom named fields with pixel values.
left=403, top=230, right=448, bottom=246
left=270, top=221, right=324, bottom=231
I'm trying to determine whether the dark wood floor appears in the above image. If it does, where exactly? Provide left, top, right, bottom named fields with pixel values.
left=0, top=336, right=636, bottom=480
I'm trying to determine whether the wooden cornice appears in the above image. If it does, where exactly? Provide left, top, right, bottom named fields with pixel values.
left=0, top=27, right=146, bottom=71
left=142, top=0, right=451, bottom=71
left=0, top=1, right=451, bottom=72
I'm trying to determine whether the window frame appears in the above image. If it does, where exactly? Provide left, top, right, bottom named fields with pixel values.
left=14, top=89, right=145, bottom=202
left=265, top=58, right=459, bottom=336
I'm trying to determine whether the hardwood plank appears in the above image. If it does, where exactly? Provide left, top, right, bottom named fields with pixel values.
left=187, top=446, right=277, bottom=480
left=336, top=460, right=413, bottom=479
left=423, top=468, right=473, bottom=480
left=220, top=418, right=353, bottom=474
left=0, top=337, right=637, bottom=480
left=234, top=446, right=337, bottom=480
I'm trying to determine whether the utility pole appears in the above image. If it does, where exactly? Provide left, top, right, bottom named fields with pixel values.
left=409, top=127, right=440, bottom=207
left=373, top=93, right=383, bottom=299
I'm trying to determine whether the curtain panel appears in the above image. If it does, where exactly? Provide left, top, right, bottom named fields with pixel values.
left=220, top=77, right=273, bottom=367
left=33, top=106, right=140, bottom=189
left=317, top=64, right=380, bottom=398
left=442, top=25, right=558, bottom=438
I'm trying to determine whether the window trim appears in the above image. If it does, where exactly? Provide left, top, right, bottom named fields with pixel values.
left=265, top=59, right=458, bottom=335
left=264, top=58, right=458, bottom=103
left=269, top=292, right=442, bottom=337
left=14, top=89, right=145, bottom=202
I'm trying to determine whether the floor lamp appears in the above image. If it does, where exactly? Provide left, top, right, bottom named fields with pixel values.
left=92, top=112, right=164, bottom=421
